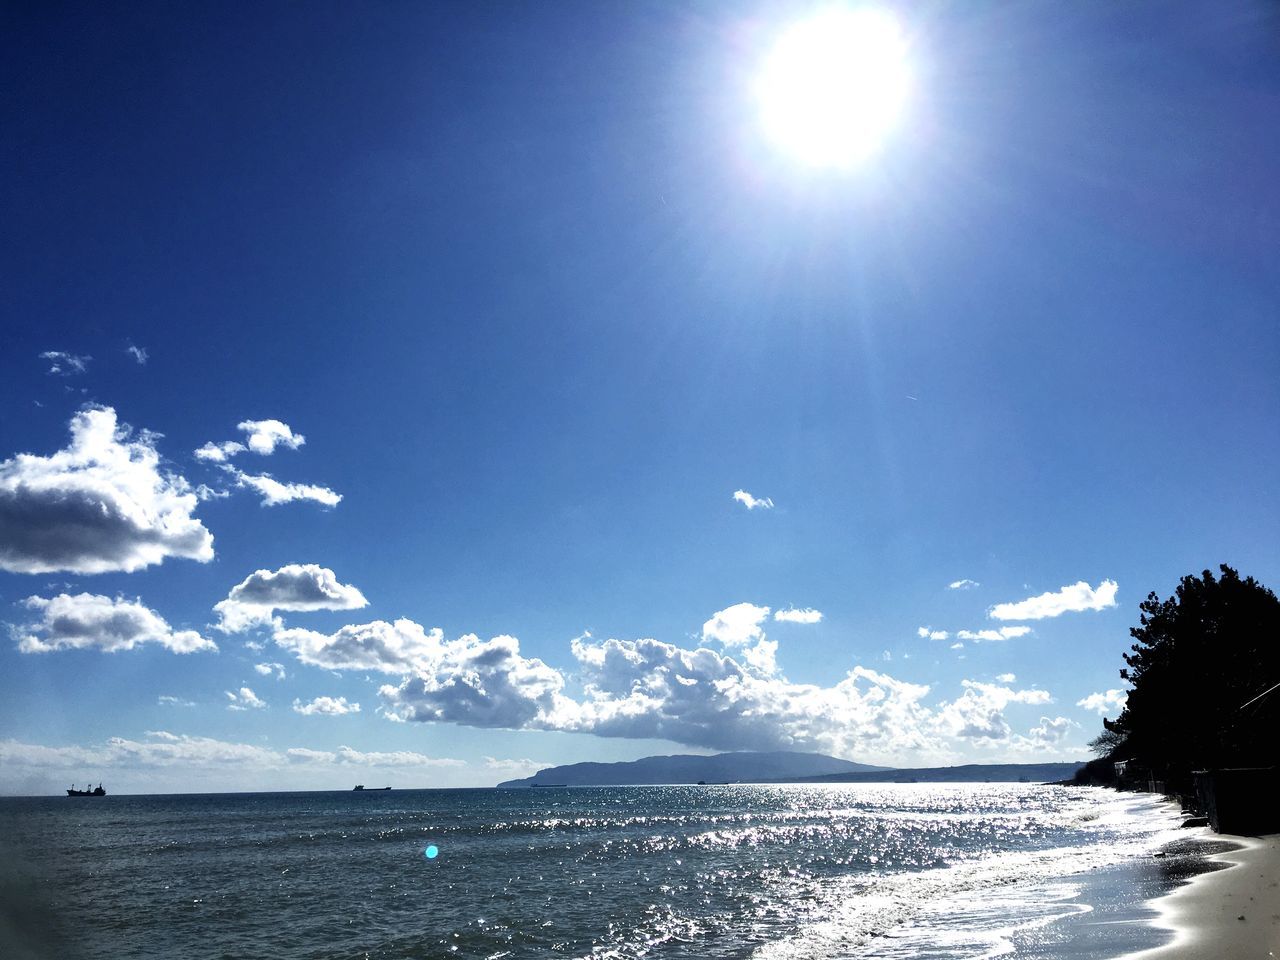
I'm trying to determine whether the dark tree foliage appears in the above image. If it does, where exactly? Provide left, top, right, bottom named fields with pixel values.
left=1102, top=566, right=1280, bottom=792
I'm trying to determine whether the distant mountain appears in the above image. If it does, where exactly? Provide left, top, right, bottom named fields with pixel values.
left=496, top=753, right=1087, bottom=788
left=794, top=761, right=1087, bottom=784
left=495, top=751, right=890, bottom=787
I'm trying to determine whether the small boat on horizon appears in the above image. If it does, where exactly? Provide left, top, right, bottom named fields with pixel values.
left=353, top=785, right=391, bottom=790
left=67, top=783, right=106, bottom=797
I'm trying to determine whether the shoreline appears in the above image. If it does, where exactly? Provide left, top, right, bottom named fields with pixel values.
left=1118, top=831, right=1280, bottom=959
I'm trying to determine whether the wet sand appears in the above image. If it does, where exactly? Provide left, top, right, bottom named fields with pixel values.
left=1120, top=833, right=1280, bottom=959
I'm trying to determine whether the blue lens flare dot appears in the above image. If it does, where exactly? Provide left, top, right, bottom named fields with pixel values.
left=424, top=844, right=439, bottom=860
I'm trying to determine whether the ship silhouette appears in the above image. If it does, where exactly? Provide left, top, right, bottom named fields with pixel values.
left=67, top=783, right=106, bottom=797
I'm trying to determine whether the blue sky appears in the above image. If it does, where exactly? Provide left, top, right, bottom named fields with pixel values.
left=2, top=1, right=1278, bottom=792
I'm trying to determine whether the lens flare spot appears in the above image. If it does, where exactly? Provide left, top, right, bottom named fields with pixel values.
left=424, top=844, right=439, bottom=859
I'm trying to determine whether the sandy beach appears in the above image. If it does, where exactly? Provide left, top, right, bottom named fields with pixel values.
left=1123, top=833, right=1280, bottom=959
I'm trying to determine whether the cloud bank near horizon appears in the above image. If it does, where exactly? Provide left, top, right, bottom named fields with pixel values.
left=268, top=609, right=1074, bottom=766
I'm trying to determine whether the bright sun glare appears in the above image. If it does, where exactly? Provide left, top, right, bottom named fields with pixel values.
left=757, top=7, right=910, bottom=169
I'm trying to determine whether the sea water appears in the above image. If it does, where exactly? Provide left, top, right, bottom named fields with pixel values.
left=1, top=784, right=1194, bottom=959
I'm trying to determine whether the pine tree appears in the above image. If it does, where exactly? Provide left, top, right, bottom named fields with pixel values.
left=1102, top=565, right=1280, bottom=793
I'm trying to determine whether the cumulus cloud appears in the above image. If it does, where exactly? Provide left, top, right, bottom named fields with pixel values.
left=274, top=618, right=446, bottom=674
left=379, top=634, right=573, bottom=730
left=214, top=564, right=368, bottom=632
left=126, top=344, right=148, bottom=365
left=996, top=673, right=1017, bottom=683
left=225, top=687, right=265, bottom=711
left=194, top=419, right=305, bottom=462
left=0, top=407, right=214, bottom=574
left=701, top=602, right=778, bottom=675
left=275, top=617, right=573, bottom=731
left=14, top=593, right=216, bottom=654
left=1076, top=689, right=1128, bottom=715
left=292, top=695, right=360, bottom=716
left=192, top=419, right=339, bottom=509
left=948, top=579, right=980, bottom=590
left=989, top=580, right=1118, bottom=621
left=935, top=681, right=1051, bottom=741
left=40, top=351, right=90, bottom=375
left=277, top=612, right=1071, bottom=764
left=238, top=419, right=305, bottom=455
left=254, top=662, right=286, bottom=679
left=194, top=441, right=246, bottom=462
left=702, top=602, right=770, bottom=647
left=235, top=472, right=342, bottom=507
left=1028, top=715, right=1079, bottom=745
left=732, top=489, right=774, bottom=510
left=917, top=627, right=950, bottom=641
left=774, top=607, right=823, bottom=624
left=955, top=626, right=1033, bottom=642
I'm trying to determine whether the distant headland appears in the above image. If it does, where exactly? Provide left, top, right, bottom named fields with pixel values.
left=496, top=750, right=1084, bottom=788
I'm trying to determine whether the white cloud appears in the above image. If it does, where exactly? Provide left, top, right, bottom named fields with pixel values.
left=935, top=681, right=1051, bottom=741
left=989, top=580, right=1119, bottom=621
left=483, top=756, right=548, bottom=775
left=235, top=472, right=342, bottom=507
left=157, top=695, right=195, bottom=707
left=949, top=641, right=964, bottom=650
left=560, top=635, right=942, bottom=759
left=0, top=731, right=278, bottom=769
left=253, top=662, right=286, bottom=679
left=40, top=351, right=90, bottom=375
left=955, top=626, right=1032, bottom=642
left=275, top=617, right=573, bottom=731
left=741, top=637, right=780, bottom=675
left=194, top=441, right=246, bottom=462
left=194, top=419, right=305, bottom=462
left=1076, top=689, right=1128, bottom=715
left=0, top=731, right=464, bottom=778
left=292, top=695, right=360, bottom=716
left=237, top=419, right=305, bottom=455
left=214, top=564, right=368, bottom=632
left=14, top=593, right=216, bottom=654
left=278, top=613, right=1073, bottom=765
left=948, top=579, right=980, bottom=590
left=378, top=632, right=573, bottom=730
left=284, top=746, right=465, bottom=768
left=702, top=602, right=770, bottom=647
left=701, top=602, right=778, bottom=676
left=996, top=673, right=1017, bottom=683
left=1028, top=715, right=1079, bottom=746
left=917, top=627, right=950, bottom=641
left=732, top=489, right=774, bottom=510
left=225, top=687, right=265, bottom=711
left=0, top=407, right=214, bottom=574
left=126, top=344, right=148, bottom=365
left=774, top=607, right=823, bottom=624
left=274, top=618, right=446, bottom=674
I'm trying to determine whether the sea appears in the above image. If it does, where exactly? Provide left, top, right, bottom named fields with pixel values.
left=0, top=783, right=1217, bottom=960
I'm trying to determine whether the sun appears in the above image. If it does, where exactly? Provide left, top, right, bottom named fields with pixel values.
left=756, top=7, right=911, bottom=169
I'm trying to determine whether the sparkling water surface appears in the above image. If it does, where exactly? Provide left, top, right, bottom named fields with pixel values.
left=2, top=784, right=1188, bottom=959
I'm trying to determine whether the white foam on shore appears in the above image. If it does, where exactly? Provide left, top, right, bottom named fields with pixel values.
left=753, top=790, right=1189, bottom=960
